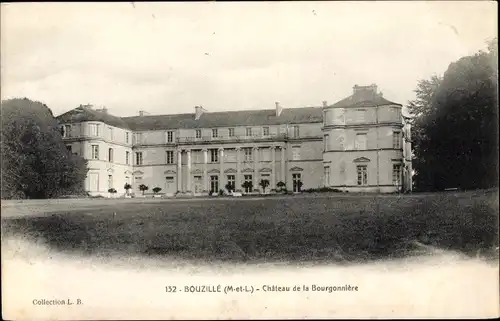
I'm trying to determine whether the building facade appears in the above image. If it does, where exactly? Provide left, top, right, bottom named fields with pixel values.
left=57, top=84, right=412, bottom=197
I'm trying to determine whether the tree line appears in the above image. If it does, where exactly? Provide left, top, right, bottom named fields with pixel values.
left=408, top=38, right=498, bottom=191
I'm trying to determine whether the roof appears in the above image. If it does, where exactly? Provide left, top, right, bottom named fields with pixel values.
left=329, top=87, right=401, bottom=108
left=56, top=106, right=324, bottom=131
left=57, top=106, right=131, bottom=129
left=123, top=107, right=323, bottom=131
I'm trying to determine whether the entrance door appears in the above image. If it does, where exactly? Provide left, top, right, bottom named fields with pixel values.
left=194, top=176, right=203, bottom=193
left=165, top=176, right=175, bottom=195
left=292, top=173, right=302, bottom=192
left=210, top=175, right=219, bottom=194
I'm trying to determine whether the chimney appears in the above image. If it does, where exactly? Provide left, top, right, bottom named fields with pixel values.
left=195, top=106, right=206, bottom=120
left=353, top=84, right=378, bottom=99
left=275, top=102, right=283, bottom=117
left=322, top=101, right=328, bottom=107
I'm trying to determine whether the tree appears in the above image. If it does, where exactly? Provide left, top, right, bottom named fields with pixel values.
left=1, top=98, right=88, bottom=199
left=225, top=182, right=234, bottom=193
left=139, top=184, right=149, bottom=195
left=241, top=181, right=253, bottom=193
left=408, top=39, right=498, bottom=191
left=259, top=179, right=270, bottom=193
left=152, top=187, right=162, bottom=194
left=276, top=181, right=286, bottom=192
left=108, top=188, right=117, bottom=198
left=124, top=183, right=132, bottom=196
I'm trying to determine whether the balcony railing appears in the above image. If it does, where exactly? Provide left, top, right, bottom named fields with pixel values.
left=176, top=133, right=288, bottom=144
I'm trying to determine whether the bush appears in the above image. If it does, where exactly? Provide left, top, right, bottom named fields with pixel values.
left=108, top=188, right=117, bottom=194
left=152, top=187, right=162, bottom=194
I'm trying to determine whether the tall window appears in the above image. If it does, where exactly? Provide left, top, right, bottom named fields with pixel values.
left=126, top=151, right=130, bottom=165
left=244, top=148, right=253, bottom=162
left=61, top=125, right=72, bottom=138
left=195, top=129, right=202, bottom=139
left=324, top=134, right=329, bottom=151
left=227, top=175, right=235, bottom=190
left=355, top=133, right=367, bottom=150
left=339, top=136, right=345, bottom=150
left=210, top=149, right=218, bottom=163
left=134, top=133, right=142, bottom=144
left=244, top=175, right=253, bottom=193
left=91, top=145, right=99, bottom=160
left=126, top=132, right=130, bottom=144
left=357, top=165, right=368, bottom=186
left=108, top=148, right=113, bottom=162
left=109, top=127, right=114, bottom=140
left=292, top=146, right=301, bottom=160
left=66, top=145, right=72, bottom=153
left=166, top=151, right=174, bottom=164
left=246, top=127, right=252, bottom=136
left=356, top=109, right=366, bottom=123
left=212, top=129, right=218, bottom=138
left=108, top=175, right=113, bottom=189
left=393, top=164, right=402, bottom=186
left=228, top=128, right=235, bottom=137
left=167, top=131, right=174, bottom=143
left=324, top=166, right=330, bottom=187
left=393, top=132, right=402, bottom=149
left=263, top=127, right=270, bottom=136
left=89, top=124, right=100, bottom=136
left=293, top=125, right=300, bottom=138
left=136, top=152, right=143, bottom=165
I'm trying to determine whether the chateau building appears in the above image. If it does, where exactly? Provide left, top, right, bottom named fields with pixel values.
left=57, top=84, right=412, bottom=197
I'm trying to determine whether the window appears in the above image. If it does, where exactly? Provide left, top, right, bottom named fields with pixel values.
left=228, top=128, right=235, bottom=137
left=263, top=127, right=270, bottom=136
left=357, top=165, right=368, bottom=186
left=136, top=152, right=143, bottom=165
left=126, top=151, right=130, bottom=165
left=324, top=166, right=330, bottom=187
left=167, top=131, right=174, bottom=143
left=339, top=136, right=345, bottom=150
left=91, top=145, right=99, bottom=160
left=227, top=175, right=235, bottom=190
left=292, top=173, right=302, bottom=192
left=196, top=129, right=202, bottom=139
left=166, top=151, right=174, bottom=164
left=244, top=175, right=253, bottom=193
left=108, top=175, right=113, bottom=189
left=293, top=126, right=300, bottom=138
left=393, top=164, right=402, bottom=186
left=109, top=127, right=114, bottom=140
left=246, top=127, right=252, bottom=136
left=66, top=145, right=72, bottom=153
left=192, top=151, right=202, bottom=163
left=244, top=148, right=253, bottom=162
left=108, top=148, right=113, bottom=162
left=391, top=107, right=401, bottom=121
left=210, top=175, right=219, bottom=193
left=357, top=109, right=366, bottom=123
left=393, top=132, right=402, bottom=149
left=210, top=149, right=218, bottom=163
left=355, top=133, right=367, bottom=150
left=134, top=133, right=142, bottom=144
left=89, top=124, right=100, bottom=137
left=61, top=125, right=71, bottom=138
left=212, top=129, right=218, bottom=138
left=292, top=146, right=301, bottom=160
left=126, top=132, right=130, bottom=144
left=324, top=134, right=329, bottom=151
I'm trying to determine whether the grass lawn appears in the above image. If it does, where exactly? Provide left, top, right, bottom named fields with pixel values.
left=1, top=190, right=498, bottom=264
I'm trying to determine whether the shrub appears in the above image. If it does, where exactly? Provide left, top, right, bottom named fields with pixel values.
left=139, top=184, right=149, bottom=195
left=152, top=187, right=162, bottom=194
left=259, top=179, right=270, bottom=193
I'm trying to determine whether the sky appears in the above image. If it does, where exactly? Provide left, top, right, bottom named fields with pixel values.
left=1, top=1, right=497, bottom=117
